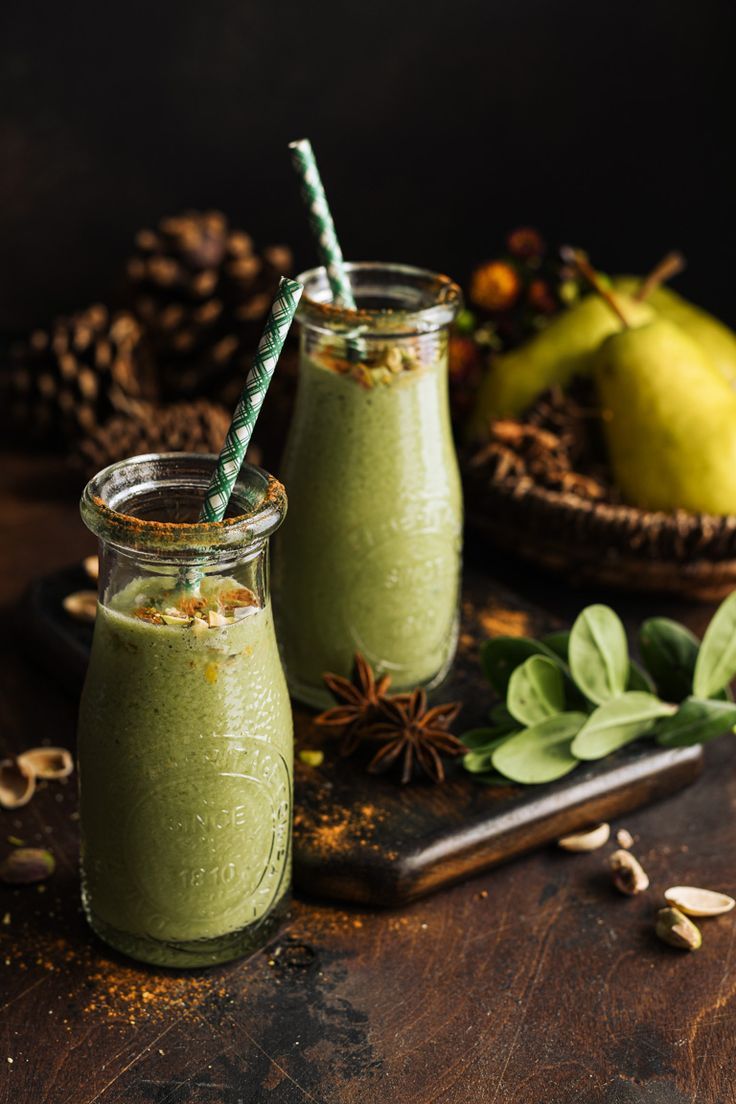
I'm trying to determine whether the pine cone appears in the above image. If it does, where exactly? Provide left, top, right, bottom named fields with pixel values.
left=75, top=398, right=262, bottom=479
left=5, top=305, right=153, bottom=450
left=127, top=210, right=293, bottom=402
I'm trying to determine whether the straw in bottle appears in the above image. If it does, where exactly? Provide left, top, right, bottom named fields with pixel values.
left=289, top=138, right=356, bottom=310
left=199, top=275, right=303, bottom=523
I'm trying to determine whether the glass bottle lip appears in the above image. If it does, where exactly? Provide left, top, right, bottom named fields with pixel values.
left=80, top=452, right=286, bottom=558
left=296, top=261, right=462, bottom=337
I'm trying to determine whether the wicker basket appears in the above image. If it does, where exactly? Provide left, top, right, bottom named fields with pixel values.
left=463, top=459, right=736, bottom=601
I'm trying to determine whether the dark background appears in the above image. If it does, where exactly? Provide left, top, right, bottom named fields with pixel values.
left=1, top=0, right=733, bottom=332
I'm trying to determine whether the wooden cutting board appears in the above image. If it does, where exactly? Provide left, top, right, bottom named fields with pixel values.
left=22, top=563, right=702, bottom=906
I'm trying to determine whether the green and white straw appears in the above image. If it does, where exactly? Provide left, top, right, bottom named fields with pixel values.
left=199, top=276, right=303, bottom=523
left=289, top=138, right=356, bottom=309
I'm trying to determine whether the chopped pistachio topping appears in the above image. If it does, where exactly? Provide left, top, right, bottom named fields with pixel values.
left=119, top=577, right=260, bottom=629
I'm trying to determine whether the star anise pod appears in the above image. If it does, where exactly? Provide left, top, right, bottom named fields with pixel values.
left=365, top=689, right=464, bottom=784
left=315, top=653, right=393, bottom=755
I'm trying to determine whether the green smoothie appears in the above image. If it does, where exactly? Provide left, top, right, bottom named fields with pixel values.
left=274, top=349, right=463, bottom=706
left=78, top=575, right=292, bottom=967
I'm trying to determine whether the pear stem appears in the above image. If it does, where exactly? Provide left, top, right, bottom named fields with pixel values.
left=560, top=246, right=630, bottom=329
left=635, top=251, right=686, bottom=302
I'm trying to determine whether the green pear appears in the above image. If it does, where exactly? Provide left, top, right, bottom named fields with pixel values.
left=595, top=317, right=736, bottom=515
left=613, top=276, right=736, bottom=387
left=467, top=292, right=654, bottom=439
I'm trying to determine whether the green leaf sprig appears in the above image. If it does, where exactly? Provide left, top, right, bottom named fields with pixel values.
left=463, top=594, right=736, bottom=787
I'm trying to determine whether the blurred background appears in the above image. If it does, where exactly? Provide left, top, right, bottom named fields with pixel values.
left=1, top=0, right=732, bottom=330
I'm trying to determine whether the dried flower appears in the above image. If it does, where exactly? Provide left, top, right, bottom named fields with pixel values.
left=506, top=227, right=545, bottom=260
left=528, top=278, right=557, bottom=315
left=365, top=689, right=464, bottom=784
left=315, top=653, right=393, bottom=755
left=469, top=261, right=521, bottom=313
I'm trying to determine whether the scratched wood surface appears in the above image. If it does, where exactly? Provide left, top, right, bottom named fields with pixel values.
left=1, top=454, right=735, bottom=1104
left=22, top=565, right=702, bottom=908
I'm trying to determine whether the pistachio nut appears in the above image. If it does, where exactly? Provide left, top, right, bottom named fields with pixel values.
left=609, top=849, right=649, bottom=896
left=0, top=848, right=56, bottom=885
left=17, top=747, right=74, bottom=781
left=655, top=907, right=702, bottom=950
left=557, top=822, right=611, bottom=852
left=0, top=758, right=36, bottom=809
left=664, top=886, right=735, bottom=918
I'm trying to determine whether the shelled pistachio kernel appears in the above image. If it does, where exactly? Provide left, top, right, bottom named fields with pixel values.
left=656, top=907, right=702, bottom=950
left=664, top=886, right=735, bottom=917
left=0, top=848, right=56, bottom=885
left=557, top=822, right=610, bottom=852
left=609, top=849, right=649, bottom=896
left=298, top=750, right=324, bottom=768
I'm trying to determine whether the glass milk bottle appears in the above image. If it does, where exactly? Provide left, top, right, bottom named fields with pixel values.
left=77, top=453, right=292, bottom=967
left=273, top=263, right=463, bottom=707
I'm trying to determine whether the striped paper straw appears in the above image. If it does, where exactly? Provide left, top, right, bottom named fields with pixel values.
left=289, top=138, right=356, bottom=309
left=199, top=276, right=303, bottom=523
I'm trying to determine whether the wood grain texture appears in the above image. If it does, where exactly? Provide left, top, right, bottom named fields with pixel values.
left=1, top=455, right=735, bottom=1104
left=22, top=565, right=703, bottom=907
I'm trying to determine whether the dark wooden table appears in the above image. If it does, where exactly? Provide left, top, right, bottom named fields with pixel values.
left=1, top=455, right=735, bottom=1104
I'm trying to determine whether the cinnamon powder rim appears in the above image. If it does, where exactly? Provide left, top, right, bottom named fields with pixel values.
left=296, top=261, right=462, bottom=333
left=82, top=453, right=286, bottom=552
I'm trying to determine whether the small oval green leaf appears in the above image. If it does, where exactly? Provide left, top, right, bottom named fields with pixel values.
left=693, top=591, right=736, bottom=699
left=656, top=697, right=736, bottom=748
left=627, top=660, right=655, bottom=694
left=569, top=605, right=629, bottom=705
left=488, top=702, right=515, bottom=725
left=461, top=727, right=500, bottom=750
left=640, top=617, right=699, bottom=701
left=507, top=655, right=565, bottom=726
left=491, top=712, right=586, bottom=784
left=571, top=692, right=675, bottom=760
left=480, top=636, right=561, bottom=696
left=541, top=630, right=570, bottom=662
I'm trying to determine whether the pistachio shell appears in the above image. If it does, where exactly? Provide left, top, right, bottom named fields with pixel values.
left=63, top=590, right=98, bottom=622
left=0, top=848, right=55, bottom=885
left=616, top=828, right=634, bottom=850
left=17, top=747, right=74, bottom=781
left=664, top=886, right=735, bottom=917
left=558, top=822, right=610, bottom=852
left=0, top=759, right=36, bottom=809
left=83, top=555, right=99, bottom=582
left=609, top=849, right=650, bottom=896
left=655, top=907, right=702, bottom=950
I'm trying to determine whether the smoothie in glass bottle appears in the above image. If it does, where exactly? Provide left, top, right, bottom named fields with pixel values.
left=77, top=454, right=292, bottom=968
left=273, top=263, right=463, bottom=707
